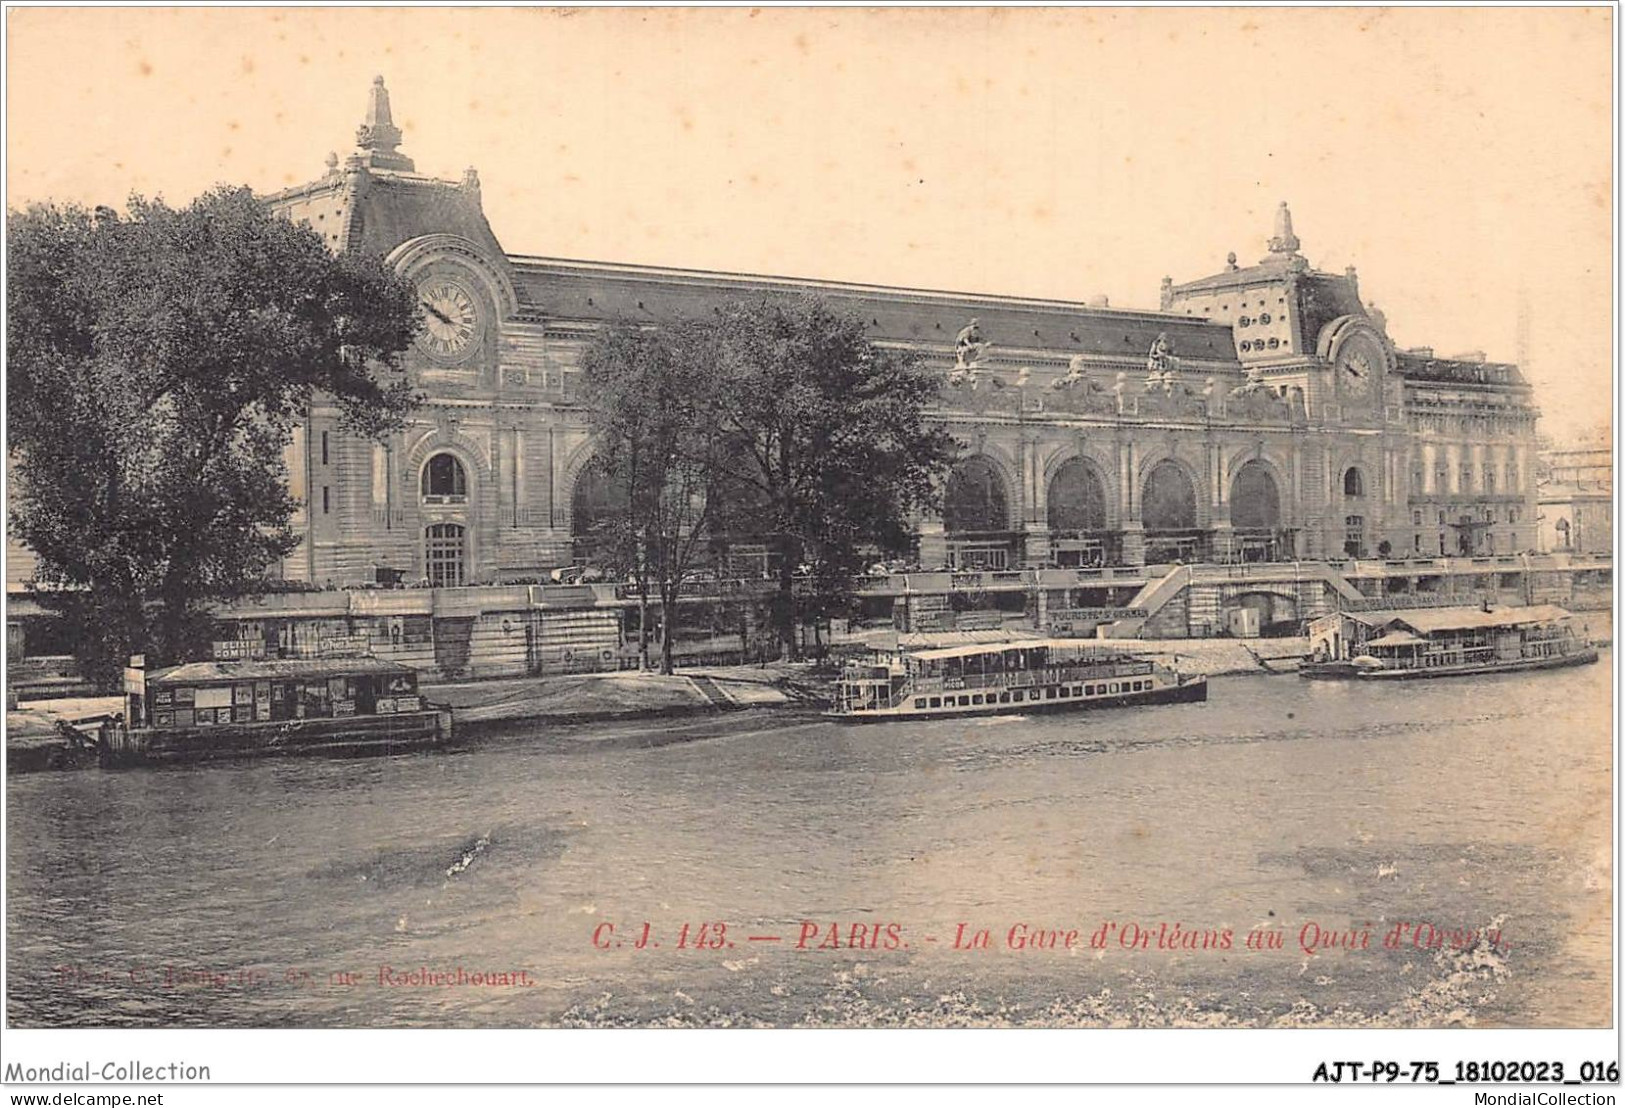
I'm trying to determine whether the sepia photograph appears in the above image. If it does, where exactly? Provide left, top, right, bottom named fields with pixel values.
left=1, top=3, right=1617, bottom=1091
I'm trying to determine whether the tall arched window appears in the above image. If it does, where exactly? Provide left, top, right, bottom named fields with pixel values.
left=425, top=523, right=467, bottom=588
left=1046, top=459, right=1107, bottom=534
left=422, top=453, right=468, bottom=503
left=1142, top=460, right=1197, bottom=532
left=1343, top=467, right=1365, bottom=498
left=1230, top=461, right=1281, bottom=531
left=944, top=457, right=1010, bottom=534
left=570, top=456, right=632, bottom=565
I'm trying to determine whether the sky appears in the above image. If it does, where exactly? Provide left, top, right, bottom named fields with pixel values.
left=6, top=6, right=1614, bottom=442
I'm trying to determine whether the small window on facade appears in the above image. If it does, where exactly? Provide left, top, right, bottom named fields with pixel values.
left=1267, top=337, right=1280, bottom=349
left=322, top=486, right=329, bottom=514
left=1344, top=515, right=1365, bottom=556
left=1459, top=464, right=1473, bottom=492
left=1260, top=312, right=1272, bottom=324
left=321, top=431, right=329, bottom=466
left=1343, top=468, right=1364, bottom=498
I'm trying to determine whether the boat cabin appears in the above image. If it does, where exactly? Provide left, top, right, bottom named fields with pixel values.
left=136, top=657, right=424, bottom=731
left=1308, top=604, right=1584, bottom=669
left=836, top=636, right=1157, bottom=714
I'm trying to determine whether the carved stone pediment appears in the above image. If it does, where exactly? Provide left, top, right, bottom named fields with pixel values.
left=1136, top=379, right=1207, bottom=420
left=1047, top=362, right=1119, bottom=415
left=1225, top=382, right=1301, bottom=423
left=939, top=373, right=1021, bottom=413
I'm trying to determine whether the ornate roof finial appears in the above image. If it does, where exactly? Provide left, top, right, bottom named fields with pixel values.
left=1225, top=251, right=1239, bottom=271
left=1267, top=200, right=1300, bottom=256
left=353, top=76, right=415, bottom=173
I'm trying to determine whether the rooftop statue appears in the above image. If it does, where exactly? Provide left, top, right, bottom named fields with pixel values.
left=1146, top=332, right=1177, bottom=385
left=955, top=318, right=992, bottom=369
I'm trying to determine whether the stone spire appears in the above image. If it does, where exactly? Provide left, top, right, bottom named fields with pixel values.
left=352, top=76, right=415, bottom=173
left=1266, top=200, right=1301, bottom=257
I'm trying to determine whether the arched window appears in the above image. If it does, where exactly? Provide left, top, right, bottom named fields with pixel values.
left=1343, top=467, right=1365, bottom=498
left=425, top=523, right=466, bottom=588
left=422, top=453, right=468, bottom=503
left=944, top=457, right=1010, bottom=534
left=1230, top=461, right=1281, bottom=531
left=1142, top=460, right=1197, bottom=532
left=570, top=457, right=630, bottom=564
left=1046, top=459, right=1107, bottom=534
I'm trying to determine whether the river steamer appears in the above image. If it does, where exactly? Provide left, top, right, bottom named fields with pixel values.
left=105, top=656, right=451, bottom=766
left=829, top=637, right=1207, bottom=721
left=1301, top=604, right=1598, bottom=681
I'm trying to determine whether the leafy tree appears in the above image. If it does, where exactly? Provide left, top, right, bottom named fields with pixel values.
left=707, top=295, right=958, bottom=658
left=7, top=186, right=420, bottom=685
left=580, top=318, right=724, bottom=674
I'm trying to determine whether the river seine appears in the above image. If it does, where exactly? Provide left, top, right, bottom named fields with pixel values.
left=6, top=657, right=1612, bottom=1028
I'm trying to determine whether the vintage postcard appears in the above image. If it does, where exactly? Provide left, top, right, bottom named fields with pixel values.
left=2, top=4, right=1616, bottom=1092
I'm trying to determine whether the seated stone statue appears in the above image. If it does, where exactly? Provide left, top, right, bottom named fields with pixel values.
left=955, top=318, right=991, bottom=369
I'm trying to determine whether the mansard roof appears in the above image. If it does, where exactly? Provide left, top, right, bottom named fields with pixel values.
left=1395, top=351, right=1527, bottom=387
left=508, top=255, right=1243, bottom=367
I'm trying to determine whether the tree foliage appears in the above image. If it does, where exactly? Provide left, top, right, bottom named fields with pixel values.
left=580, top=318, right=724, bottom=674
left=708, top=296, right=958, bottom=656
left=7, top=186, right=421, bottom=683
left=582, top=295, right=957, bottom=666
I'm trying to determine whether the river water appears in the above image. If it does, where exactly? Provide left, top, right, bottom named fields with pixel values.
left=6, top=657, right=1612, bottom=1028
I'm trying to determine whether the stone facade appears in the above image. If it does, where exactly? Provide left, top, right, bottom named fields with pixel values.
left=263, top=81, right=1541, bottom=587
left=1539, top=441, right=1613, bottom=556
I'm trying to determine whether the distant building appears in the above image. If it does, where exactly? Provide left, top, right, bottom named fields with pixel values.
left=1539, top=439, right=1613, bottom=555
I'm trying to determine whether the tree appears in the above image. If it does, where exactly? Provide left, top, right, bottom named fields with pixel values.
left=580, top=318, right=724, bottom=675
left=7, top=187, right=421, bottom=685
left=707, top=295, right=958, bottom=658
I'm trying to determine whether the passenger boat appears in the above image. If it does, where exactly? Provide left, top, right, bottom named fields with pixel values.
left=103, top=656, right=452, bottom=766
left=828, top=636, right=1207, bottom=721
left=1300, top=603, right=1598, bottom=680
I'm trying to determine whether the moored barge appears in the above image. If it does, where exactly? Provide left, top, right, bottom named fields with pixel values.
left=104, top=656, right=451, bottom=766
left=1301, top=604, right=1598, bottom=680
left=828, top=636, right=1207, bottom=721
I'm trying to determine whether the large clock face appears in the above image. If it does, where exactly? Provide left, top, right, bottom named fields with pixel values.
left=416, top=278, right=482, bottom=363
left=1339, top=347, right=1375, bottom=401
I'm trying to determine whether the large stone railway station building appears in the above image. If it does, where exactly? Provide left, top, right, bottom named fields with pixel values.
left=276, top=80, right=1541, bottom=581
left=7, top=79, right=1611, bottom=681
